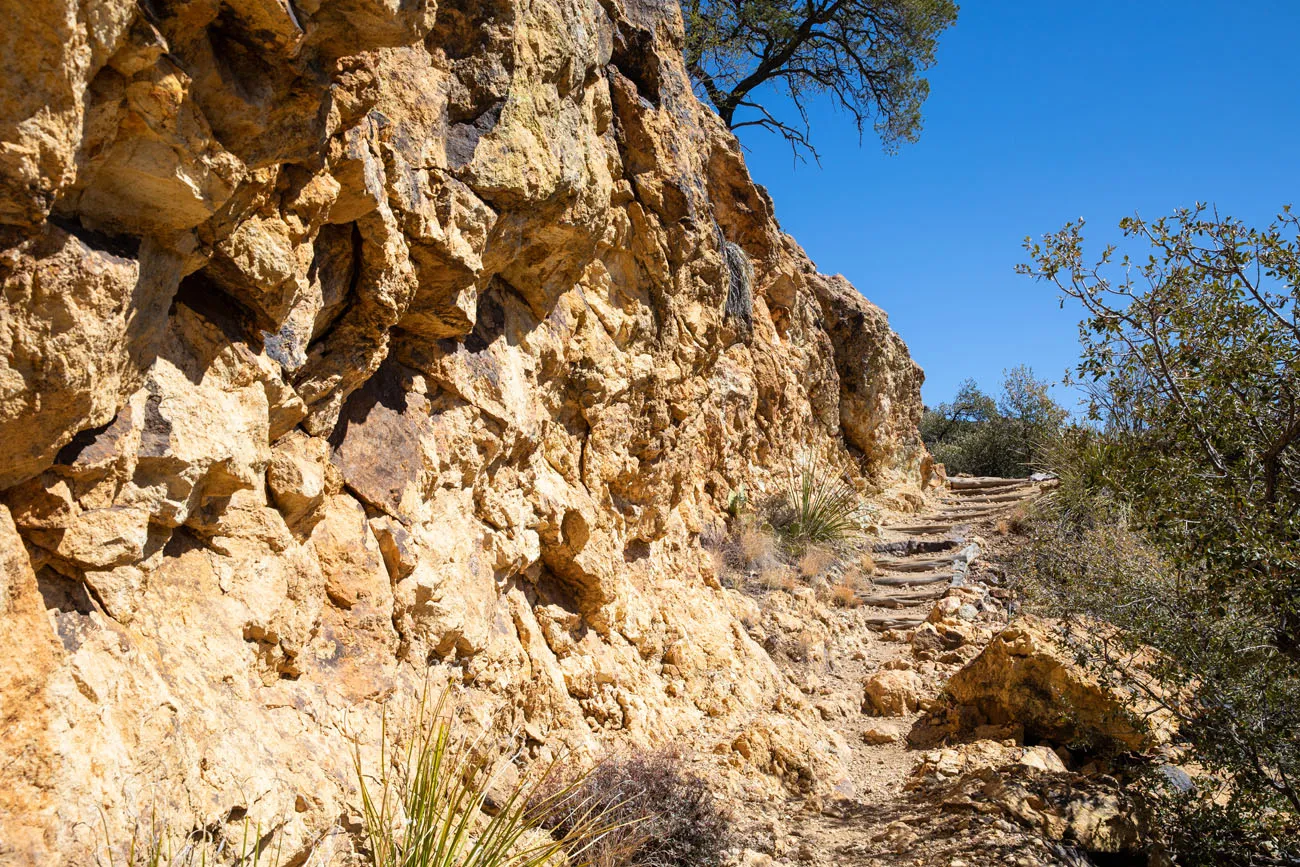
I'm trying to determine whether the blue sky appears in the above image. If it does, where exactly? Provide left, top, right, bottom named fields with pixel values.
left=738, top=0, right=1300, bottom=408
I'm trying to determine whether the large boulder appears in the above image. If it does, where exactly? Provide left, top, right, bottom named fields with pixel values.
left=937, top=617, right=1171, bottom=753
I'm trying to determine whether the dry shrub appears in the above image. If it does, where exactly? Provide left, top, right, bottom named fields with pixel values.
left=996, top=504, right=1032, bottom=536
left=704, top=518, right=795, bottom=593
left=858, top=551, right=876, bottom=575
left=734, top=523, right=778, bottom=571
left=536, top=750, right=732, bottom=867
left=797, top=546, right=836, bottom=579
left=824, top=569, right=869, bottom=608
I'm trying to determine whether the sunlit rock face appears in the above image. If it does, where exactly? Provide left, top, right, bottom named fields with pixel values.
left=0, top=0, right=926, bottom=861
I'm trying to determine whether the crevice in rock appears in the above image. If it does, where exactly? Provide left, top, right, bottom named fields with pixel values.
left=34, top=567, right=95, bottom=617
left=610, top=22, right=661, bottom=106
left=46, top=213, right=141, bottom=261
left=171, top=270, right=264, bottom=351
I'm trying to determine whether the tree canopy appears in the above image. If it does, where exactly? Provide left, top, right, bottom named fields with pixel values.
left=681, top=0, right=958, bottom=159
left=1015, top=207, right=1300, bottom=859
left=920, top=367, right=1067, bottom=478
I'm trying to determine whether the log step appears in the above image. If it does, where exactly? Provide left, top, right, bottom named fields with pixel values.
left=871, top=572, right=950, bottom=587
left=894, top=524, right=956, bottom=536
left=944, top=491, right=1034, bottom=505
left=948, top=477, right=1031, bottom=491
left=873, top=539, right=958, bottom=557
left=871, top=557, right=950, bottom=573
left=865, top=615, right=927, bottom=632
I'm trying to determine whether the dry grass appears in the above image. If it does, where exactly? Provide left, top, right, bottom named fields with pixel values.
left=823, top=569, right=870, bottom=608
left=857, top=551, right=876, bottom=575
left=996, top=504, right=1032, bottom=536
left=797, top=547, right=837, bottom=579
left=535, top=749, right=733, bottom=867
left=704, top=518, right=799, bottom=594
left=735, top=523, right=779, bottom=571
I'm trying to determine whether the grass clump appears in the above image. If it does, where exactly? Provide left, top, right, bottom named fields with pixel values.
left=354, top=685, right=617, bottom=867
left=535, top=749, right=732, bottom=867
left=771, top=454, right=863, bottom=549
left=823, top=569, right=870, bottom=609
left=96, top=809, right=288, bottom=867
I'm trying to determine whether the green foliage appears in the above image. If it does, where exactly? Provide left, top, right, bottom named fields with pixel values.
left=1013, top=206, right=1300, bottom=862
left=725, top=483, right=748, bottom=517
left=919, top=366, right=1067, bottom=477
left=354, top=685, right=616, bottom=867
left=96, top=809, right=286, bottom=867
left=771, top=453, right=863, bottom=547
left=682, top=0, right=957, bottom=159
left=536, top=750, right=733, bottom=867
left=1141, top=783, right=1300, bottom=867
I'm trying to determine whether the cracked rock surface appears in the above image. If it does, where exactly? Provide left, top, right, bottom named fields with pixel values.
left=0, top=0, right=929, bottom=862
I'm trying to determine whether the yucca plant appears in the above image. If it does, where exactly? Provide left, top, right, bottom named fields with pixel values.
left=353, top=685, right=621, bottom=867
left=774, top=453, right=862, bottom=548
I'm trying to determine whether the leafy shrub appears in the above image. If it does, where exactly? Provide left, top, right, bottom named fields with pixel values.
left=536, top=750, right=733, bottom=867
left=1010, top=207, right=1300, bottom=861
left=920, top=366, right=1066, bottom=478
left=771, top=454, right=862, bottom=547
left=353, top=686, right=614, bottom=867
left=1141, top=782, right=1300, bottom=867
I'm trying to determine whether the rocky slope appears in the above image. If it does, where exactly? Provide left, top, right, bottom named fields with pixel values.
left=0, top=0, right=930, bottom=862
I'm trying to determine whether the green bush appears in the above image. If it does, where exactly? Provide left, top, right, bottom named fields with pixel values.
left=920, top=366, right=1066, bottom=478
left=1011, top=206, right=1300, bottom=864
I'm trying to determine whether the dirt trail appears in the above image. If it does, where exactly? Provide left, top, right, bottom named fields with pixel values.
left=721, top=478, right=1092, bottom=867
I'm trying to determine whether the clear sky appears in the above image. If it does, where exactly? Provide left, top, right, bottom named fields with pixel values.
left=738, top=0, right=1300, bottom=409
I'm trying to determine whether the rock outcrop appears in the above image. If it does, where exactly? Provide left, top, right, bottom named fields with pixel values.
left=0, top=0, right=927, bottom=862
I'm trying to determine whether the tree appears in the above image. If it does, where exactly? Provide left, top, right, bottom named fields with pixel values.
left=681, top=0, right=958, bottom=159
left=919, top=368, right=1065, bottom=478
left=1016, top=206, right=1300, bottom=861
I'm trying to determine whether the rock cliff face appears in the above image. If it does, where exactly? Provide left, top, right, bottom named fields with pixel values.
left=0, top=0, right=926, bottom=861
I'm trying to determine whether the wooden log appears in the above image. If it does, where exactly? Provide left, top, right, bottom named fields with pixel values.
left=872, top=555, right=951, bottom=571
left=893, top=524, right=956, bottom=535
left=947, top=477, right=1030, bottom=491
left=864, top=615, right=927, bottom=632
left=859, top=590, right=944, bottom=609
left=871, top=572, right=950, bottom=587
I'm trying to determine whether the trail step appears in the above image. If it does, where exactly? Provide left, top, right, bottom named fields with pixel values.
left=871, top=571, right=950, bottom=587
left=873, top=539, right=958, bottom=556
left=944, top=491, right=1034, bottom=505
left=864, top=615, right=927, bottom=632
left=935, top=506, right=1018, bottom=520
left=947, top=477, right=1032, bottom=491
left=871, top=556, right=950, bottom=573
left=894, top=523, right=957, bottom=535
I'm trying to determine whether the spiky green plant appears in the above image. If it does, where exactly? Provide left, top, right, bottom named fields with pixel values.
left=774, top=453, right=862, bottom=547
left=353, top=685, right=620, bottom=867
